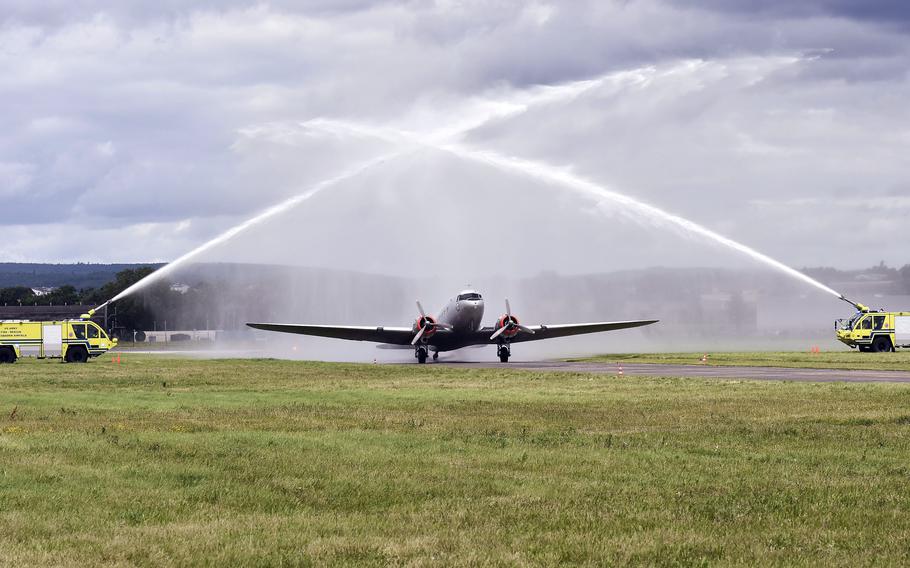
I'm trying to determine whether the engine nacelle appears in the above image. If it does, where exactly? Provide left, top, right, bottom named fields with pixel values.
left=495, top=314, right=521, bottom=339
left=414, top=315, right=439, bottom=339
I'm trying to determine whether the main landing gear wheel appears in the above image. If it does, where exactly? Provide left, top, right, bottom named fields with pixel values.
left=416, top=346, right=428, bottom=364
left=498, top=345, right=510, bottom=363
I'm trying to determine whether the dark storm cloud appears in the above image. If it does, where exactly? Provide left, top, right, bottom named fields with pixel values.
left=667, top=0, right=910, bottom=25
left=0, top=0, right=381, bottom=27
left=663, top=0, right=910, bottom=79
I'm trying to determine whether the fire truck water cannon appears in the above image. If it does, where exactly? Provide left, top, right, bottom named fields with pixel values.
left=839, top=295, right=870, bottom=313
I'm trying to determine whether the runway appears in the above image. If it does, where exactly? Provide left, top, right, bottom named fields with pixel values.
left=437, top=361, right=910, bottom=383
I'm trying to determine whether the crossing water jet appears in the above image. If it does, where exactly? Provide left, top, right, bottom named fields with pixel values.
left=96, top=63, right=846, bottom=316
left=300, top=117, right=845, bottom=301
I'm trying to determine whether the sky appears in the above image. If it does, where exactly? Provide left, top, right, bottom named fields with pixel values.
left=2, top=0, right=909, bottom=274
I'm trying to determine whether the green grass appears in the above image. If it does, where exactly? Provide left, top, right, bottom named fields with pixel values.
left=581, top=351, right=910, bottom=371
left=2, top=356, right=910, bottom=565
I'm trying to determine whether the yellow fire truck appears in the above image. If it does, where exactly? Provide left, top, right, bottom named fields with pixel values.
left=836, top=300, right=910, bottom=352
left=0, top=310, right=117, bottom=363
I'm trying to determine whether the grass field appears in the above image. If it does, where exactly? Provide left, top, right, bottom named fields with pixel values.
left=583, top=351, right=910, bottom=371
left=2, top=356, right=910, bottom=566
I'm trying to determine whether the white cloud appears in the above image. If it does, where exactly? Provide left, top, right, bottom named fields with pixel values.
left=0, top=162, right=35, bottom=197
left=0, top=0, right=908, bottom=270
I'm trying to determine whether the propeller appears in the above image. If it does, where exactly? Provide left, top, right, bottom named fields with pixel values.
left=412, top=300, right=452, bottom=345
left=489, top=299, right=535, bottom=340
left=411, top=326, right=427, bottom=345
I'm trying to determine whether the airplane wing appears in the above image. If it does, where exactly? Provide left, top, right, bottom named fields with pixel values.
left=469, top=319, right=658, bottom=344
left=246, top=323, right=419, bottom=345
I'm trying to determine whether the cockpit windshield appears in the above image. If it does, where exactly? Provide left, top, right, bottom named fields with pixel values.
left=457, top=293, right=482, bottom=302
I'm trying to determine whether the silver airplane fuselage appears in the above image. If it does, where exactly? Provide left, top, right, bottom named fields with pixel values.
left=418, top=290, right=485, bottom=351
left=436, top=292, right=485, bottom=332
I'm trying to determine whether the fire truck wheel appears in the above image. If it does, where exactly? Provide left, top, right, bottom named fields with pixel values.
left=66, top=347, right=89, bottom=363
left=871, top=336, right=894, bottom=353
left=0, top=348, right=16, bottom=364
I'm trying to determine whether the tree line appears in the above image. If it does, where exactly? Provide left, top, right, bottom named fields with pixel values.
left=0, top=267, right=221, bottom=333
left=0, top=268, right=155, bottom=308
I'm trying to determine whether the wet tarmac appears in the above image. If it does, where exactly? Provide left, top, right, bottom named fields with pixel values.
left=437, top=361, right=910, bottom=383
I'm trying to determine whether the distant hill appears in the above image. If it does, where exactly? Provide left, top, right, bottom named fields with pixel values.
left=0, top=263, right=165, bottom=289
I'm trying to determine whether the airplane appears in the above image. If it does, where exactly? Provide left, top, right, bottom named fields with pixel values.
left=247, top=289, right=658, bottom=363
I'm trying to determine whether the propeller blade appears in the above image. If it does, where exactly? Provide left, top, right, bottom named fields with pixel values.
left=416, top=301, right=426, bottom=317
left=411, top=326, right=426, bottom=345
left=437, top=323, right=454, bottom=330
left=518, top=325, right=536, bottom=335
left=490, top=326, right=507, bottom=341
left=505, top=298, right=511, bottom=317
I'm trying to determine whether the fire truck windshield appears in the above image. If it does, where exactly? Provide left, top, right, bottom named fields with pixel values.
left=836, top=313, right=864, bottom=331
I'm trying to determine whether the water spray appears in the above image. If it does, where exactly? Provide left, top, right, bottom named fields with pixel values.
left=299, top=117, right=848, bottom=302
left=92, top=151, right=402, bottom=312
left=95, top=60, right=849, bottom=318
